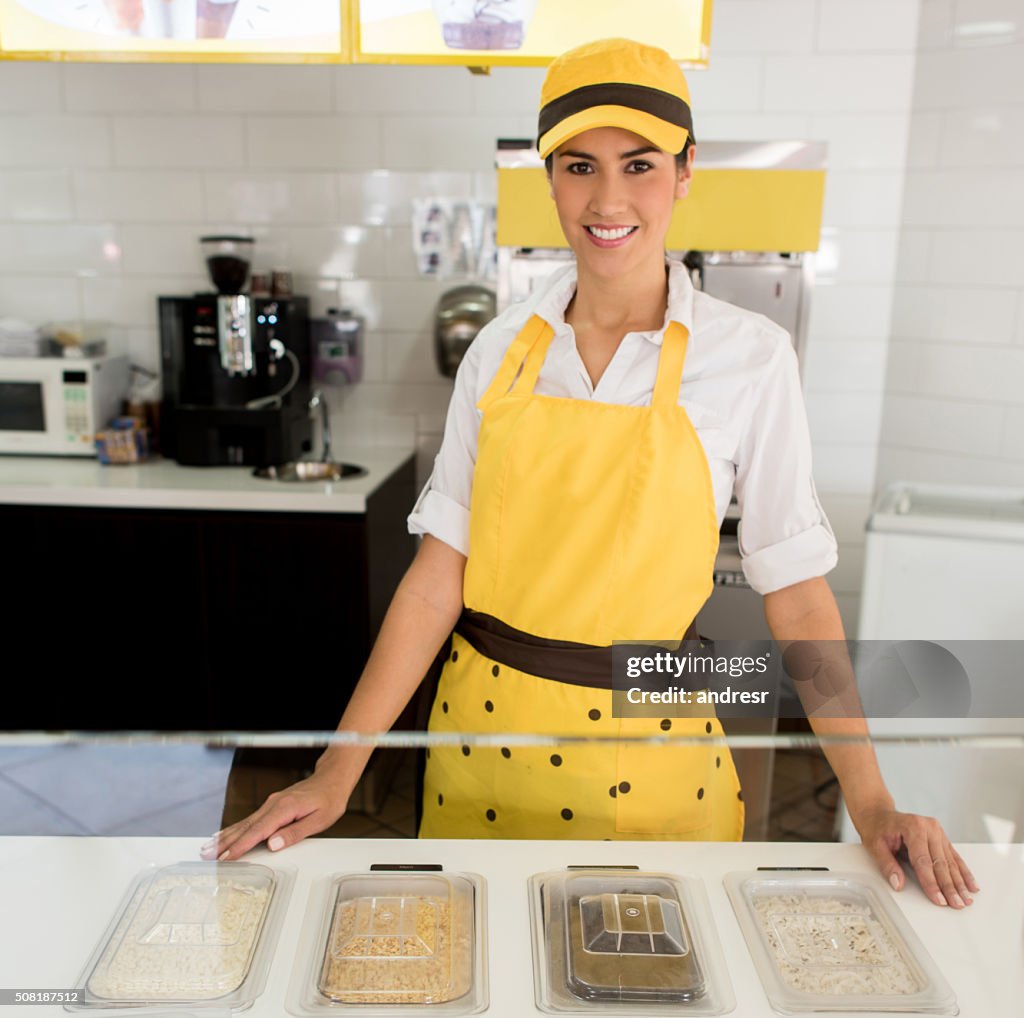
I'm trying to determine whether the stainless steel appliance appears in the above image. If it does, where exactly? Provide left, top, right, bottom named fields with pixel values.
left=159, top=235, right=313, bottom=466
left=0, top=354, right=130, bottom=456
left=435, top=284, right=497, bottom=379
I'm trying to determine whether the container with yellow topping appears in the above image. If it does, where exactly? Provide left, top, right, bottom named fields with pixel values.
left=288, top=868, right=487, bottom=1016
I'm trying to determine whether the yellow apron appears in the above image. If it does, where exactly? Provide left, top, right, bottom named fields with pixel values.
left=420, top=314, right=744, bottom=841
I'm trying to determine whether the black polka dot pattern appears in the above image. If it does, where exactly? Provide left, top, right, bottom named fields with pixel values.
left=660, top=719, right=672, bottom=731
left=438, top=793, right=444, bottom=806
left=588, top=708, right=601, bottom=721
left=501, top=747, right=511, bottom=759
left=484, top=700, right=494, bottom=713
left=451, top=650, right=458, bottom=663
left=737, top=790, right=744, bottom=802
left=608, top=785, right=617, bottom=798
left=491, top=664, right=500, bottom=677
left=461, top=745, right=471, bottom=756
left=442, top=701, right=449, bottom=714
left=715, top=756, right=721, bottom=768
left=550, top=754, right=562, bottom=767
left=486, top=808, right=496, bottom=822
left=561, top=808, right=574, bottom=821
left=697, top=787, right=704, bottom=800
left=705, top=721, right=712, bottom=734
left=619, top=781, right=631, bottom=794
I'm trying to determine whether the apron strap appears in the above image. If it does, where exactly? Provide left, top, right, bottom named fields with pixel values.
left=476, top=314, right=554, bottom=413
left=651, top=320, right=690, bottom=411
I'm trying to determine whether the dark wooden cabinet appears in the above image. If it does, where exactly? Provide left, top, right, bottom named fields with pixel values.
left=1, top=457, right=416, bottom=731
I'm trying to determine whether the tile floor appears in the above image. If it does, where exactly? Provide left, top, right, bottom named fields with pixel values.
left=0, top=742, right=836, bottom=842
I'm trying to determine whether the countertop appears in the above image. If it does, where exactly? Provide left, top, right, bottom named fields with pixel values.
left=0, top=446, right=416, bottom=513
left=0, top=837, right=1019, bottom=1017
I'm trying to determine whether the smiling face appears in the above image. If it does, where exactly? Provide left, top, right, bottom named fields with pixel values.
left=548, top=126, right=694, bottom=284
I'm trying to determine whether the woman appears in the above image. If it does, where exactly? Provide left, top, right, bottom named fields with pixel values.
left=205, top=38, right=978, bottom=909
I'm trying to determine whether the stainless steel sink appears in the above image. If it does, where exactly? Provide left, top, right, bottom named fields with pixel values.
left=253, top=461, right=367, bottom=482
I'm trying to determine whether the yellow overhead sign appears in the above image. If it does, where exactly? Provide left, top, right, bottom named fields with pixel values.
left=0, top=0, right=345, bottom=61
left=354, top=0, right=713, bottom=67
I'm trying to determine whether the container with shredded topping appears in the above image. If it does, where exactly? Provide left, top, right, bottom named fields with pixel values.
left=70, top=861, right=291, bottom=1012
left=724, top=871, right=958, bottom=1014
left=288, top=869, right=487, bottom=1016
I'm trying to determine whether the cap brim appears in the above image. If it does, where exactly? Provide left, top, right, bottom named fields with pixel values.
left=538, top=105, right=689, bottom=159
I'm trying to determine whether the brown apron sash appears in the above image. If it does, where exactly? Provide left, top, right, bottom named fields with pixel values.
left=454, top=609, right=700, bottom=690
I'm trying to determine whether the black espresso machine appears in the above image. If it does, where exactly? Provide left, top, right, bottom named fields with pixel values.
left=159, top=236, right=313, bottom=466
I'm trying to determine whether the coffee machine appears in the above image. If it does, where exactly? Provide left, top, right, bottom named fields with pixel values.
left=159, top=236, right=313, bottom=466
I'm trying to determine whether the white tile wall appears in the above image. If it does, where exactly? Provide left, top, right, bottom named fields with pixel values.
left=0, top=170, right=73, bottom=221
left=0, top=63, right=61, bottom=112
left=63, top=65, right=197, bottom=113
left=73, top=170, right=204, bottom=222
left=202, top=171, right=339, bottom=224
left=197, top=66, right=333, bottom=113
left=763, top=55, right=916, bottom=113
left=902, top=168, right=1024, bottom=226
left=891, top=285, right=1019, bottom=343
left=0, top=8, right=933, bottom=624
left=817, top=0, right=921, bottom=53
left=112, top=116, right=245, bottom=168
left=0, top=114, right=111, bottom=167
left=709, top=0, right=818, bottom=54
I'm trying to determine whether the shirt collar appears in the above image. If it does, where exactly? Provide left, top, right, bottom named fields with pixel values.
left=532, top=256, right=695, bottom=346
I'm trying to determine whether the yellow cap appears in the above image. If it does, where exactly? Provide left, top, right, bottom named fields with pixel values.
left=538, top=38, right=694, bottom=159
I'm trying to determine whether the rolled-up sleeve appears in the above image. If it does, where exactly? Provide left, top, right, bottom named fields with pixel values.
left=406, top=336, right=484, bottom=557
left=735, top=333, right=838, bottom=594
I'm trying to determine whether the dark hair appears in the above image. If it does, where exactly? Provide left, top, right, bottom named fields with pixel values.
left=544, top=137, right=693, bottom=174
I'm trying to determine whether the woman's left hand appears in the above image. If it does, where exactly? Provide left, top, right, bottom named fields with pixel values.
left=854, top=804, right=980, bottom=908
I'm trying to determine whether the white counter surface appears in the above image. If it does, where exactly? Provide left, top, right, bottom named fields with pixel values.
left=0, top=446, right=415, bottom=513
left=1, top=837, right=1019, bottom=1017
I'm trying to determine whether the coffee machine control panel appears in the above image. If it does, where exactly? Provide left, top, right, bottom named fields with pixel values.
left=215, top=294, right=256, bottom=376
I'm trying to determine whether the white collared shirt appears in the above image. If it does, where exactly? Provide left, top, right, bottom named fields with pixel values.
left=408, top=257, right=837, bottom=595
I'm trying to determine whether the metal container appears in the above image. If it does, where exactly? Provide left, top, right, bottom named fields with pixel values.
left=434, top=285, right=496, bottom=379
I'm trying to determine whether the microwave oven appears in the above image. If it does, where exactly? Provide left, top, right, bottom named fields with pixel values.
left=0, top=355, right=130, bottom=456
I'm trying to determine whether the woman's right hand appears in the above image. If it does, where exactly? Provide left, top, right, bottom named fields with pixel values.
left=200, top=768, right=349, bottom=861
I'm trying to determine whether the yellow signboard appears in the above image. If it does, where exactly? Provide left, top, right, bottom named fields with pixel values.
left=497, top=166, right=826, bottom=253
left=354, top=0, right=712, bottom=67
left=0, top=0, right=345, bottom=61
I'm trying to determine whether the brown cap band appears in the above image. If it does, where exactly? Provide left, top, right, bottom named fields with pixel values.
left=539, top=81, right=694, bottom=149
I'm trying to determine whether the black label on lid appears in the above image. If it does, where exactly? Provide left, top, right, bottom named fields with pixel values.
left=370, top=863, right=444, bottom=871
left=567, top=864, right=641, bottom=871
left=755, top=866, right=830, bottom=871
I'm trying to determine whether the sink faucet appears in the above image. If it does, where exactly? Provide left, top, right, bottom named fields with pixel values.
left=309, top=390, right=332, bottom=463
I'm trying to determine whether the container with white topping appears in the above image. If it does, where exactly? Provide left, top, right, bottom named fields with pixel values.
left=724, top=870, right=958, bottom=1013
left=70, top=861, right=292, bottom=1012
left=287, top=866, right=487, bottom=1016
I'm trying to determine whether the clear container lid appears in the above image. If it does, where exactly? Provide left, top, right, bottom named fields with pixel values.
left=725, top=870, right=958, bottom=1014
left=290, top=868, right=487, bottom=1015
left=74, top=861, right=291, bottom=1010
left=529, top=868, right=734, bottom=1015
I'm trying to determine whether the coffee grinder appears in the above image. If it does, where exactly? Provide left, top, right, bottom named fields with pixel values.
left=159, top=236, right=313, bottom=466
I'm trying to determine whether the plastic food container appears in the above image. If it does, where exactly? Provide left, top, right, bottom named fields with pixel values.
left=725, top=870, right=958, bottom=1014
left=529, top=868, right=734, bottom=1015
left=287, top=868, right=487, bottom=1015
left=69, top=861, right=292, bottom=1012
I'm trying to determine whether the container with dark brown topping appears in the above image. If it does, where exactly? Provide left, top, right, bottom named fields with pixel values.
left=529, top=868, right=734, bottom=1014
